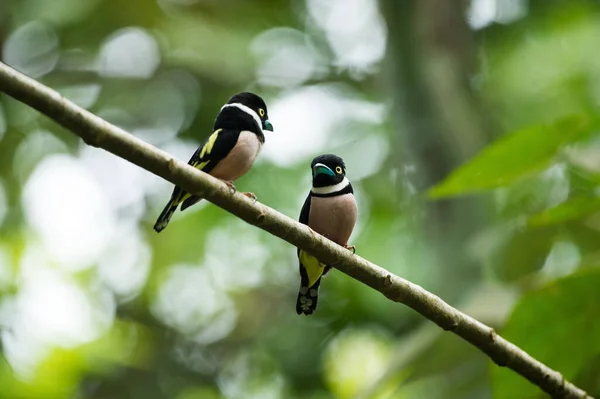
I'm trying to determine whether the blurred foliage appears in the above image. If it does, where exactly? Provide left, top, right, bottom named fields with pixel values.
left=1, top=0, right=600, bottom=398
left=492, top=269, right=600, bottom=399
left=428, top=115, right=599, bottom=199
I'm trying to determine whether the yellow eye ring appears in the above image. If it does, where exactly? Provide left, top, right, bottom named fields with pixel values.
left=335, top=166, right=343, bottom=174
left=259, top=108, right=265, bottom=117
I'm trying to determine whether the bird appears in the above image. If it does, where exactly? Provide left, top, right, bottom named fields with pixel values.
left=296, top=154, right=358, bottom=315
left=153, top=92, right=273, bottom=232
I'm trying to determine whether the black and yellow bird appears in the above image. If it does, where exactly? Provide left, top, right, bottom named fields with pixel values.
left=296, top=154, right=358, bottom=315
left=153, top=92, right=273, bottom=232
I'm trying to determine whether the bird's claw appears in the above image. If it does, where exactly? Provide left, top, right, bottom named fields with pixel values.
left=242, top=192, right=258, bottom=203
left=345, top=245, right=356, bottom=254
left=220, top=179, right=236, bottom=194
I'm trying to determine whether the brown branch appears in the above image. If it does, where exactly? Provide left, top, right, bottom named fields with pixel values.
left=0, top=61, right=591, bottom=399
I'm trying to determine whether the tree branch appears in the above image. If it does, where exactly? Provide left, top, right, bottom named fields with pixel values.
left=0, top=61, right=591, bottom=399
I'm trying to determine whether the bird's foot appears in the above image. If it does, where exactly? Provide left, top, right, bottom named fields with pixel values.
left=345, top=245, right=356, bottom=254
left=220, top=179, right=237, bottom=194
left=242, top=192, right=258, bottom=203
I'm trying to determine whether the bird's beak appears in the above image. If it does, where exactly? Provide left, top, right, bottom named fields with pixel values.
left=263, top=120, right=273, bottom=131
left=312, top=163, right=335, bottom=177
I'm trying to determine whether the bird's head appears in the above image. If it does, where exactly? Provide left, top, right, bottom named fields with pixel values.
left=215, top=92, right=273, bottom=136
left=310, top=154, right=347, bottom=188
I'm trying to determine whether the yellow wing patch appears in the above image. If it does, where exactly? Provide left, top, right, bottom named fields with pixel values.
left=177, top=192, right=191, bottom=204
left=199, top=129, right=222, bottom=159
left=195, top=160, right=210, bottom=171
left=299, top=250, right=326, bottom=288
left=172, top=190, right=191, bottom=205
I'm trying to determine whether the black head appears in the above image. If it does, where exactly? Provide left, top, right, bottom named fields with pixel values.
left=214, top=92, right=273, bottom=138
left=310, top=154, right=347, bottom=188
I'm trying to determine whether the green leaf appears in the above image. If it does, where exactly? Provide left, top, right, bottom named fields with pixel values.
left=528, top=196, right=600, bottom=227
left=493, top=225, right=558, bottom=282
left=566, top=223, right=600, bottom=258
left=492, top=269, right=600, bottom=398
left=428, top=115, right=598, bottom=199
left=496, top=168, right=569, bottom=220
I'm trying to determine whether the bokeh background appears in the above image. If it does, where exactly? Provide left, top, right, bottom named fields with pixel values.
left=1, top=0, right=600, bottom=398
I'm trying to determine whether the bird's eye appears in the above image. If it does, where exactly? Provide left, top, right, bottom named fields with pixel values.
left=335, top=166, right=343, bottom=174
left=258, top=108, right=265, bottom=117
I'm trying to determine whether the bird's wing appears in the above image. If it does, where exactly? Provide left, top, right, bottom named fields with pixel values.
left=297, top=194, right=311, bottom=257
left=297, top=194, right=325, bottom=288
left=169, top=128, right=240, bottom=206
left=299, top=194, right=311, bottom=225
left=187, top=128, right=241, bottom=174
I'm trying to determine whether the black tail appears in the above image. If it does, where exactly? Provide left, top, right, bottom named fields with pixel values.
left=296, top=271, right=322, bottom=316
left=153, top=197, right=179, bottom=232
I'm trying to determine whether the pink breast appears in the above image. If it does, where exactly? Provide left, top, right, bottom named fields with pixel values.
left=210, top=131, right=262, bottom=181
left=308, top=194, right=357, bottom=246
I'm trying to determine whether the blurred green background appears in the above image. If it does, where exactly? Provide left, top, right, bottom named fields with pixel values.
left=1, top=0, right=600, bottom=398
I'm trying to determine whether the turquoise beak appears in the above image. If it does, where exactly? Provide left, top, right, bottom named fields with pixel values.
left=313, top=163, right=335, bottom=177
left=263, top=120, right=273, bottom=131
